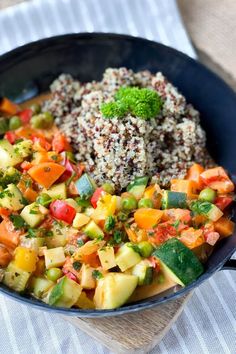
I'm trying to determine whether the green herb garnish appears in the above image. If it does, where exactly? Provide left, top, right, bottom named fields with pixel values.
left=9, top=215, right=25, bottom=229
left=104, top=216, right=116, bottom=232
left=72, top=261, right=82, bottom=271
left=190, top=200, right=212, bottom=216
left=92, top=270, right=103, bottom=279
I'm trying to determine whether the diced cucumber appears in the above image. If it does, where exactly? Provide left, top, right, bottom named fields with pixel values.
left=161, top=191, right=187, bottom=209
left=49, top=276, right=82, bottom=307
left=207, top=204, right=223, bottom=221
left=14, top=139, right=33, bottom=158
left=127, top=176, right=149, bottom=199
left=0, top=167, right=21, bottom=188
left=132, top=260, right=153, bottom=285
left=83, top=220, right=104, bottom=239
left=3, top=262, right=31, bottom=292
left=98, top=246, right=116, bottom=270
left=73, top=213, right=90, bottom=229
left=153, top=238, right=204, bottom=286
left=75, top=173, right=96, bottom=199
left=80, top=264, right=96, bottom=289
left=20, top=202, right=45, bottom=227
left=30, top=277, right=54, bottom=298
left=44, top=247, right=66, bottom=269
left=43, top=183, right=67, bottom=200
left=0, top=139, right=23, bottom=167
left=0, top=184, right=24, bottom=211
left=115, top=243, right=141, bottom=271
left=94, top=273, right=138, bottom=309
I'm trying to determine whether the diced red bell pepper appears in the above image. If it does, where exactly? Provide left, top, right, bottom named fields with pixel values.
left=90, top=188, right=104, bottom=208
left=18, top=109, right=33, bottom=124
left=215, top=196, right=233, bottom=210
left=4, top=131, right=17, bottom=144
left=52, top=132, right=72, bottom=153
left=50, top=200, right=76, bottom=224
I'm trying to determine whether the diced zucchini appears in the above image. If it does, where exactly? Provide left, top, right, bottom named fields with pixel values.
left=3, top=262, right=31, bottom=292
left=75, top=291, right=95, bottom=309
left=14, top=139, right=33, bottom=158
left=73, top=213, right=90, bottom=229
left=153, top=238, right=204, bottom=286
left=49, top=276, right=82, bottom=307
left=80, top=264, right=96, bottom=289
left=127, top=176, right=149, bottom=199
left=20, top=202, right=45, bottom=227
left=161, top=190, right=187, bottom=209
left=83, top=220, right=104, bottom=239
left=45, top=234, right=67, bottom=248
left=115, top=243, right=141, bottom=271
left=43, top=183, right=67, bottom=200
left=98, top=246, right=116, bottom=270
left=30, top=276, right=54, bottom=298
left=206, top=204, right=223, bottom=221
left=132, top=260, right=153, bottom=285
left=0, top=184, right=24, bottom=211
left=94, top=273, right=138, bottom=309
left=44, top=247, right=66, bottom=269
left=0, top=167, right=21, bottom=188
left=75, top=173, right=96, bottom=199
left=191, top=200, right=223, bottom=222
left=0, top=139, right=23, bottom=167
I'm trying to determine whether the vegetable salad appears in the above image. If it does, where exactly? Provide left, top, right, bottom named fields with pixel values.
left=0, top=97, right=234, bottom=310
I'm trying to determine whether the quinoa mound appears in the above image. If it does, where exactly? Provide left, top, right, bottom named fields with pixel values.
left=43, top=68, right=212, bottom=191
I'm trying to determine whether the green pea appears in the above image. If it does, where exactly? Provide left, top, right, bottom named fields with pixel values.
left=102, top=183, right=115, bottom=195
left=0, top=117, right=9, bottom=134
left=30, top=112, right=54, bottom=129
left=30, top=103, right=41, bottom=115
left=138, top=241, right=154, bottom=258
left=36, top=193, right=52, bottom=207
left=9, top=116, right=22, bottom=130
left=199, top=188, right=216, bottom=203
left=46, top=268, right=63, bottom=282
left=121, top=195, right=137, bottom=211
left=138, top=198, right=154, bottom=209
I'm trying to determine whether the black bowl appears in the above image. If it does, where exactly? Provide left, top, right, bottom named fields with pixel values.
left=0, top=33, right=236, bottom=317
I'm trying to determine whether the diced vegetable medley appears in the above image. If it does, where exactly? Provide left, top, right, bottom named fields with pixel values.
left=0, top=97, right=234, bottom=310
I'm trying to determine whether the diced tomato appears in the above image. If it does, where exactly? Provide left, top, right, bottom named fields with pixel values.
left=91, top=188, right=104, bottom=208
left=200, top=167, right=234, bottom=194
left=21, top=161, right=33, bottom=171
left=32, top=136, right=51, bottom=151
left=215, top=196, right=233, bottom=210
left=205, top=231, right=220, bottom=246
left=0, top=207, right=11, bottom=217
left=50, top=200, right=76, bottom=224
left=179, top=227, right=204, bottom=249
left=4, top=131, right=17, bottom=144
left=162, top=208, right=191, bottom=224
left=152, top=222, right=177, bottom=245
left=18, top=108, right=33, bottom=124
left=59, top=159, right=84, bottom=183
left=52, top=132, right=72, bottom=153
left=65, top=271, right=77, bottom=282
left=148, top=256, right=161, bottom=271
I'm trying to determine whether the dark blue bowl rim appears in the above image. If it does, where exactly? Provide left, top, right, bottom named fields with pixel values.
left=0, top=32, right=236, bottom=317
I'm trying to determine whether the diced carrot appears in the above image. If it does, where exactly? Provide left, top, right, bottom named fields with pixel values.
left=15, top=127, right=44, bottom=140
left=27, top=162, right=65, bottom=189
left=0, top=98, right=19, bottom=115
left=162, top=208, right=191, bottom=224
left=143, top=185, right=162, bottom=208
left=192, top=214, right=208, bottom=226
left=0, top=219, right=21, bottom=249
left=81, top=252, right=101, bottom=268
left=0, top=207, right=11, bottom=217
left=179, top=227, right=205, bottom=249
left=23, top=187, right=38, bottom=202
left=134, top=208, right=163, bottom=229
left=0, top=245, right=12, bottom=267
left=171, top=179, right=198, bottom=198
left=17, top=174, right=33, bottom=194
left=200, top=167, right=234, bottom=194
left=214, top=217, right=235, bottom=238
left=186, top=163, right=205, bottom=189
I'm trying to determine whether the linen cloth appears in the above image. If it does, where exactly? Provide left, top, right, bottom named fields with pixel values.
left=0, top=1, right=235, bottom=353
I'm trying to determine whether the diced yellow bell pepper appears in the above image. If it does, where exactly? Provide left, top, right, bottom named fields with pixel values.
left=92, top=194, right=118, bottom=222
left=14, top=246, right=38, bottom=272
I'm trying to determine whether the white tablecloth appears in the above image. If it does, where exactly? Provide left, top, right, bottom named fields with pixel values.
left=0, top=1, right=235, bottom=353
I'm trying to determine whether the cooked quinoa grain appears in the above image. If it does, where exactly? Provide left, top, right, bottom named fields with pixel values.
left=43, top=68, right=213, bottom=191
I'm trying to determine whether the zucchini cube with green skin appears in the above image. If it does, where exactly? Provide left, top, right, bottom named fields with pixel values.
left=127, top=176, right=149, bottom=199
left=94, top=273, right=138, bottom=309
left=43, top=183, right=67, bottom=200
left=3, top=262, right=31, bottom=292
left=0, top=184, right=24, bottom=211
left=98, top=246, right=116, bottom=270
left=20, top=202, right=45, bottom=227
left=0, top=139, right=23, bottom=168
left=80, top=264, right=96, bottom=289
left=83, top=220, right=104, bottom=239
left=49, top=276, right=82, bottom=307
left=44, top=247, right=66, bottom=269
left=75, top=173, right=96, bottom=199
left=132, top=260, right=153, bottom=285
left=204, top=204, right=223, bottom=222
left=153, top=238, right=204, bottom=286
left=115, top=243, right=141, bottom=272
left=162, top=190, right=187, bottom=209
left=14, top=139, right=33, bottom=158
left=30, top=277, right=54, bottom=298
